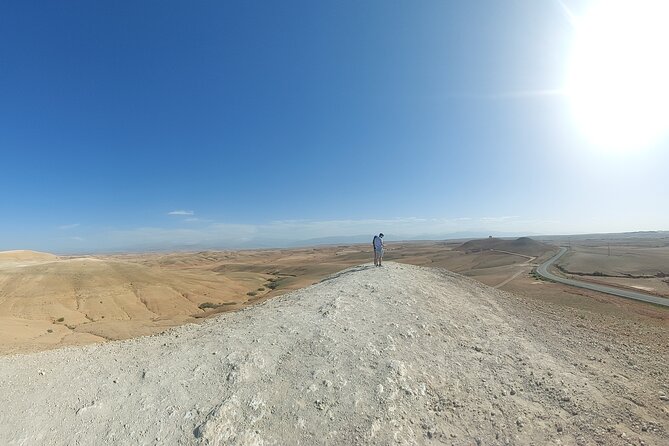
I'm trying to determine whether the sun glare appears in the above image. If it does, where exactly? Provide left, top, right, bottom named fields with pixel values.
left=567, top=0, right=669, bottom=152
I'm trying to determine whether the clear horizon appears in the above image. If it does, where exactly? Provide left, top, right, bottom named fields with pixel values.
left=5, top=227, right=669, bottom=256
left=2, top=1, right=668, bottom=253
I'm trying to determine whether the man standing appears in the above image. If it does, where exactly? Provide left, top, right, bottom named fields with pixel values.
left=373, top=233, right=384, bottom=266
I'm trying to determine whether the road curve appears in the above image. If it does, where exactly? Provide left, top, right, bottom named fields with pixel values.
left=536, top=247, right=669, bottom=308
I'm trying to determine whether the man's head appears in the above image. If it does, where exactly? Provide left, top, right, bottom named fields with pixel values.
left=379, top=233, right=384, bottom=238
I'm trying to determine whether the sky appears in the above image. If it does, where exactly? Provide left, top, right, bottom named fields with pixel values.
left=1, top=0, right=668, bottom=253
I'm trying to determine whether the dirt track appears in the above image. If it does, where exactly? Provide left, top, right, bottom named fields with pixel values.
left=1, top=263, right=667, bottom=445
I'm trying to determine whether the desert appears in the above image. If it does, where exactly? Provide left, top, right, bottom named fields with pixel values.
left=5, top=1, right=669, bottom=444
left=1, top=236, right=668, bottom=444
left=548, top=237, right=669, bottom=299
left=0, top=246, right=372, bottom=354
left=1, top=262, right=668, bottom=445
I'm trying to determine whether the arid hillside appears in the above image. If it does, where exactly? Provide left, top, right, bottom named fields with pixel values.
left=0, top=247, right=372, bottom=354
left=1, top=263, right=666, bottom=445
left=456, top=237, right=554, bottom=257
left=0, top=249, right=59, bottom=264
left=0, top=254, right=269, bottom=353
left=2, top=238, right=666, bottom=356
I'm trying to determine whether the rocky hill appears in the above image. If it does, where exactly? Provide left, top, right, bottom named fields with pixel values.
left=456, top=237, right=554, bottom=257
left=0, top=263, right=666, bottom=445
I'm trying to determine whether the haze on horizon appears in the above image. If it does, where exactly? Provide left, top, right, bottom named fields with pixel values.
left=1, top=0, right=668, bottom=254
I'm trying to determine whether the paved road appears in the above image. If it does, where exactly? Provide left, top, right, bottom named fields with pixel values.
left=536, top=247, right=669, bottom=308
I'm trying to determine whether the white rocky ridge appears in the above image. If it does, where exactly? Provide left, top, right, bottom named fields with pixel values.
left=0, top=263, right=666, bottom=445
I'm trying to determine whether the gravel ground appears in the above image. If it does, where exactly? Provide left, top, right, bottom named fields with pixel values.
left=0, top=262, right=667, bottom=445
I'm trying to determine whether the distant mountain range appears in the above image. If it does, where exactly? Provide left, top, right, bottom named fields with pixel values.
left=56, top=230, right=669, bottom=255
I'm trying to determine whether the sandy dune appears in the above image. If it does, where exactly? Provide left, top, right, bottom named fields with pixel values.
left=1, top=263, right=666, bottom=445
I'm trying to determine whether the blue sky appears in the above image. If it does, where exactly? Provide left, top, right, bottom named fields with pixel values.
left=1, top=0, right=668, bottom=253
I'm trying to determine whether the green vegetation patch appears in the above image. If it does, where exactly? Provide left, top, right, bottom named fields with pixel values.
left=199, top=301, right=237, bottom=310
